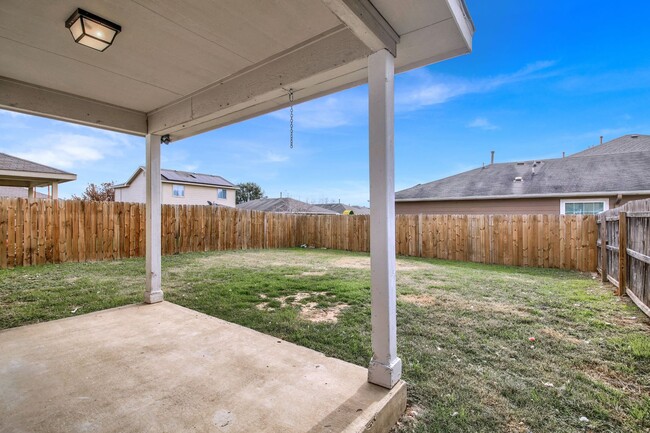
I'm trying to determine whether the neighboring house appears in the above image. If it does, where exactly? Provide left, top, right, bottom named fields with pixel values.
left=396, top=134, right=650, bottom=215
left=114, top=167, right=237, bottom=207
left=314, top=203, right=370, bottom=215
left=237, top=197, right=338, bottom=215
left=0, top=153, right=76, bottom=199
left=0, top=186, right=48, bottom=199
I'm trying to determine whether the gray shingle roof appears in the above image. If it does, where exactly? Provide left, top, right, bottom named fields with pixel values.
left=396, top=151, right=650, bottom=200
left=0, top=153, right=74, bottom=175
left=160, top=169, right=235, bottom=188
left=571, top=134, right=650, bottom=157
left=237, top=198, right=338, bottom=214
left=314, top=203, right=370, bottom=215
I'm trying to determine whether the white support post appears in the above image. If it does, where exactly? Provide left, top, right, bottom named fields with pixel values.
left=144, top=134, right=163, bottom=304
left=367, top=49, right=401, bottom=389
left=27, top=186, right=34, bottom=201
left=51, top=182, right=58, bottom=200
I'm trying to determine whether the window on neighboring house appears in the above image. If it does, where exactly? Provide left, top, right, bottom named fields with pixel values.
left=560, top=199, right=608, bottom=215
left=172, top=184, right=185, bottom=197
left=217, top=188, right=227, bottom=199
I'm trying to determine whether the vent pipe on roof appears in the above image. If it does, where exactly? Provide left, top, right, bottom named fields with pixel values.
left=600, top=135, right=603, bottom=145
left=490, top=150, right=495, bottom=165
left=562, top=151, right=565, bottom=158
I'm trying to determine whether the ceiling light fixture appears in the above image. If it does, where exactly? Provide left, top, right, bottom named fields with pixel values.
left=65, top=8, right=121, bottom=52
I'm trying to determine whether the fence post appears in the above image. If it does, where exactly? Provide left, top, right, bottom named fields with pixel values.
left=417, top=214, right=423, bottom=257
left=618, top=212, right=627, bottom=296
left=600, top=215, right=608, bottom=283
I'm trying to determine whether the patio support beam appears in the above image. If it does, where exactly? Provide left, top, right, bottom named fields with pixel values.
left=321, top=0, right=399, bottom=56
left=0, top=77, right=147, bottom=136
left=51, top=182, right=58, bottom=200
left=367, top=48, right=401, bottom=389
left=144, top=134, right=163, bottom=304
left=147, top=27, right=370, bottom=139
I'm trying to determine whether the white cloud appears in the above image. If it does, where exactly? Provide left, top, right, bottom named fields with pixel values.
left=268, top=94, right=366, bottom=129
left=265, top=60, right=558, bottom=129
left=11, top=131, right=135, bottom=170
left=396, top=60, right=558, bottom=111
left=467, top=117, right=498, bottom=130
left=263, top=152, right=289, bottom=163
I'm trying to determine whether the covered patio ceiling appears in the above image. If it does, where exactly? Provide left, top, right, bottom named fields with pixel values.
left=0, top=0, right=473, bottom=140
left=0, top=0, right=474, bottom=414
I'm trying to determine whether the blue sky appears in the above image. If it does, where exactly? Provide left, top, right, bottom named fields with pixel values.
left=2, top=1, right=650, bottom=205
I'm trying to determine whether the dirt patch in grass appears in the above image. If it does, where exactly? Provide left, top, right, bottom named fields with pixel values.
left=301, top=303, right=347, bottom=323
left=539, top=327, right=584, bottom=345
left=256, top=292, right=348, bottom=323
left=582, top=363, right=650, bottom=396
left=506, top=419, right=532, bottom=433
left=332, top=256, right=429, bottom=271
left=400, top=294, right=437, bottom=306
left=400, top=291, right=531, bottom=318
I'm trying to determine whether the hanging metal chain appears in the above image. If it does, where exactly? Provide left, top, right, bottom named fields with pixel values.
left=289, top=89, right=294, bottom=149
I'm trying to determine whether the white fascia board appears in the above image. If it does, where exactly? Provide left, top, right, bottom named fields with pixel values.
left=321, top=0, right=399, bottom=55
left=395, top=191, right=650, bottom=202
left=446, top=0, right=475, bottom=51
left=0, top=77, right=147, bottom=136
left=0, top=169, right=77, bottom=182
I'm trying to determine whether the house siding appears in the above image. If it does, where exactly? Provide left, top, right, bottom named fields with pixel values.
left=162, top=183, right=236, bottom=207
left=395, top=195, right=650, bottom=215
left=115, top=171, right=147, bottom=203
left=115, top=172, right=236, bottom=207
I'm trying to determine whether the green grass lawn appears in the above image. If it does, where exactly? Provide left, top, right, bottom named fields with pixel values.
left=1, top=249, right=649, bottom=432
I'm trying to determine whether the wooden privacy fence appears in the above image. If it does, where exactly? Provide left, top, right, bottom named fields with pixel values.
left=0, top=198, right=597, bottom=271
left=597, top=198, right=650, bottom=317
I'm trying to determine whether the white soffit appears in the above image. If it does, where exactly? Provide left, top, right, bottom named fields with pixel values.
left=0, top=0, right=474, bottom=139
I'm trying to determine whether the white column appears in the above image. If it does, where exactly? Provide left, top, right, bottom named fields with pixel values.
left=51, top=182, right=58, bottom=200
left=367, top=49, right=401, bottom=389
left=27, top=186, right=34, bottom=201
left=144, top=133, right=163, bottom=304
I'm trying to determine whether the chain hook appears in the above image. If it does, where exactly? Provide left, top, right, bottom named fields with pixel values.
left=288, top=89, right=294, bottom=149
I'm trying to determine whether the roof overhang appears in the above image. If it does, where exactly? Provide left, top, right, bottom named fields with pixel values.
left=0, top=169, right=77, bottom=188
left=0, top=0, right=473, bottom=140
left=396, top=191, right=650, bottom=202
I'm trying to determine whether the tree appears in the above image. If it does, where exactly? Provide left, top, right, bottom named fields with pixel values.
left=72, top=182, right=115, bottom=201
left=236, top=182, right=264, bottom=204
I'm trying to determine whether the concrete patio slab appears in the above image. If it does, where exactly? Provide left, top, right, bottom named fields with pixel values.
left=0, top=302, right=406, bottom=433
